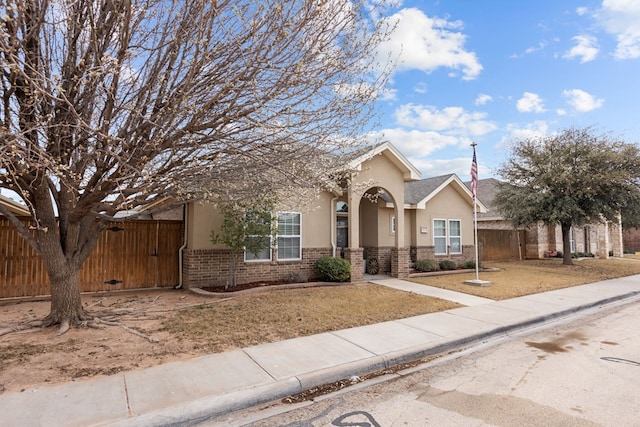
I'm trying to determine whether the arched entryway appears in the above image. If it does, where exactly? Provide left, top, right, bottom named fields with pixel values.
left=340, top=186, right=410, bottom=282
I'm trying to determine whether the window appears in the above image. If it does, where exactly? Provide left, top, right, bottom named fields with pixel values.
left=391, top=216, right=396, bottom=234
left=449, top=220, right=462, bottom=254
left=569, top=226, right=575, bottom=253
left=433, top=218, right=461, bottom=255
left=244, top=236, right=271, bottom=261
left=244, top=209, right=272, bottom=262
left=433, top=219, right=447, bottom=255
left=277, top=212, right=301, bottom=260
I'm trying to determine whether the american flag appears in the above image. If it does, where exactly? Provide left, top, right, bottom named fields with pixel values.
left=470, top=147, right=478, bottom=200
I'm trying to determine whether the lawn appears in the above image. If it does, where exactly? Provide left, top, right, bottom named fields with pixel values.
left=408, top=257, right=640, bottom=300
left=2, top=257, right=639, bottom=393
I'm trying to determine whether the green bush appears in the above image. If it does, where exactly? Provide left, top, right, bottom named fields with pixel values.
left=460, top=260, right=476, bottom=269
left=572, top=251, right=595, bottom=258
left=439, top=260, right=457, bottom=270
left=316, top=257, right=351, bottom=282
left=414, top=259, right=440, bottom=272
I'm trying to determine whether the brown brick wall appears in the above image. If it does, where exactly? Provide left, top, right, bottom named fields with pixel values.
left=391, top=247, right=410, bottom=278
left=363, top=246, right=392, bottom=274
left=344, top=248, right=364, bottom=283
left=411, top=245, right=475, bottom=265
left=623, top=228, right=640, bottom=252
left=183, top=247, right=333, bottom=288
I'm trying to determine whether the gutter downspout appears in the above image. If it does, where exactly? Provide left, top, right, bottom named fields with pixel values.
left=175, top=203, right=188, bottom=289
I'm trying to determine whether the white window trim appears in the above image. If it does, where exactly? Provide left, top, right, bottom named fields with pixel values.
left=569, top=226, right=575, bottom=253
left=276, top=212, right=302, bottom=261
left=433, top=218, right=447, bottom=255
left=448, top=219, right=462, bottom=255
left=391, top=216, right=396, bottom=235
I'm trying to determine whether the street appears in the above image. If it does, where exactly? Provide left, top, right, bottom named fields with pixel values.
left=209, top=298, right=640, bottom=426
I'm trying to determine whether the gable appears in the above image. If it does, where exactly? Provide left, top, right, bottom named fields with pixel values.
left=406, top=174, right=487, bottom=212
left=350, top=142, right=421, bottom=181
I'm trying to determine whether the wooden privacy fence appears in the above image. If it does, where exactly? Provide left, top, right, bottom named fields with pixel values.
left=0, top=219, right=183, bottom=298
left=477, top=229, right=526, bottom=262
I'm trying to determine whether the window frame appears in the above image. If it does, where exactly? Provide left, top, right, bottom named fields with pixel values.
left=276, top=212, right=302, bottom=261
left=433, top=218, right=448, bottom=255
left=448, top=219, right=462, bottom=254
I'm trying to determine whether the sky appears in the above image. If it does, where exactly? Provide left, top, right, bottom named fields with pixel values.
left=369, top=0, right=640, bottom=181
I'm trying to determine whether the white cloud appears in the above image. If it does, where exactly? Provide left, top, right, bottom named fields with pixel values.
left=556, top=108, right=567, bottom=116
left=516, top=92, right=546, bottom=113
left=413, top=82, right=428, bottom=94
left=368, top=128, right=462, bottom=158
left=563, top=35, right=599, bottom=62
left=377, top=8, right=482, bottom=80
left=562, top=88, right=604, bottom=112
left=394, top=103, right=497, bottom=136
left=475, top=93, right=493, bottom=106
left=379, top=87, right=398, bottom=101
left=409, top=156, right=489, bottom=179
left=498, top=121, right=550, bottom=149
left=576, top=6, right=589, bottom=16
left=595, top=0, right=640, bottom=59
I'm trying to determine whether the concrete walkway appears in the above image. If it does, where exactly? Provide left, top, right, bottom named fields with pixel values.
left=2, top=275, right=640, bottom=427
left=370, top=277, right=494, bottom=306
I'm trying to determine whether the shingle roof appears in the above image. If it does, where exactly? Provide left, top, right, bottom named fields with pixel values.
left=404, top=174, right=455, bottom=205
left=463, top=177, right=503, bottom=219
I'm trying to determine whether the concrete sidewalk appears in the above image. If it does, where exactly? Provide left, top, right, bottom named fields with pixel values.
left=2, top=276, right=640, bottom=427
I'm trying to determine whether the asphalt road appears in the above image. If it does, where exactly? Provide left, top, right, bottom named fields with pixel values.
left=209, top=298, right=640, bottom=426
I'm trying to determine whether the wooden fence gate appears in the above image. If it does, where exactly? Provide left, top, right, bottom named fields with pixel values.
left=477, top=229, right=526, bottom=261
left=0, top=219, right=183, bottom=298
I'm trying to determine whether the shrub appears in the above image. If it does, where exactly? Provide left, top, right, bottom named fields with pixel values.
left=414, top=259, right=440, bottom=272
left=316, top=257, right=351, bottom=282
left=439, top=260, right=457, bottom=270
left=460, top=260, right=476, bottom=269
left=572, top=251, right=595, bottom=258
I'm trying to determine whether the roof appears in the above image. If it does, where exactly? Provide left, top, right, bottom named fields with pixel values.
left=405, top=174, right=487, bottom=212
left=405, top=174, right=454, bottom=205
left=349, top=142, right=421, bottom=181
left=0, top=194, right=30, bottom=217
left=463, top=177, right=504, bottom=220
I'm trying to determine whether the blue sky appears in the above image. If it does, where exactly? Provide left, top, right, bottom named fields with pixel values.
left=370, top=0, right=640, bottom=181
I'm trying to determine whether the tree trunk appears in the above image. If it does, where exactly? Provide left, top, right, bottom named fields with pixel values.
left=44, top=266, right=88, bottom=326
left=560, top=222, right=574, bottom=266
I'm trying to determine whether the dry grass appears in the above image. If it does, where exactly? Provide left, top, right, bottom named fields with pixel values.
left=409, top=258, right=640, bottom=300
left=161, top=283, right=460, bottom=353
left=3, top=257, right=640, bottom=393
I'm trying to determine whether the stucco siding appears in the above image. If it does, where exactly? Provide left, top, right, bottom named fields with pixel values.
left=412, top=185, right=474, bottom=247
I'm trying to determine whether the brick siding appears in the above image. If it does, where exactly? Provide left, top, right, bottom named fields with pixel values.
left=411, top=245, right=475, bottom=265
left=183, top=247, right=332, bottom=288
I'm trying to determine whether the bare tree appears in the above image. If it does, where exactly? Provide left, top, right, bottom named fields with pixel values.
left=0, top=0, right=395, bottom=333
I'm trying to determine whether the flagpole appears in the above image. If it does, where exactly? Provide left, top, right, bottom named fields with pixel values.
left=471, top=142, right=480, bottom=281
left=465, top=143, right=490, bottom=286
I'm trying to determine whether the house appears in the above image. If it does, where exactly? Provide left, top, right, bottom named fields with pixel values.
left=470, top=178, right=623, bottom=260
left=0, top=193, right=30, bottom=217
left=181, top=142, right=484, bottom=288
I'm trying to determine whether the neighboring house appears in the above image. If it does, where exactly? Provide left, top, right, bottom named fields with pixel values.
left=469, top=178, right=623, bottom=260
left=182, top=142, right=484, bottom=288
left=0, top=193, right=30, bottom=217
